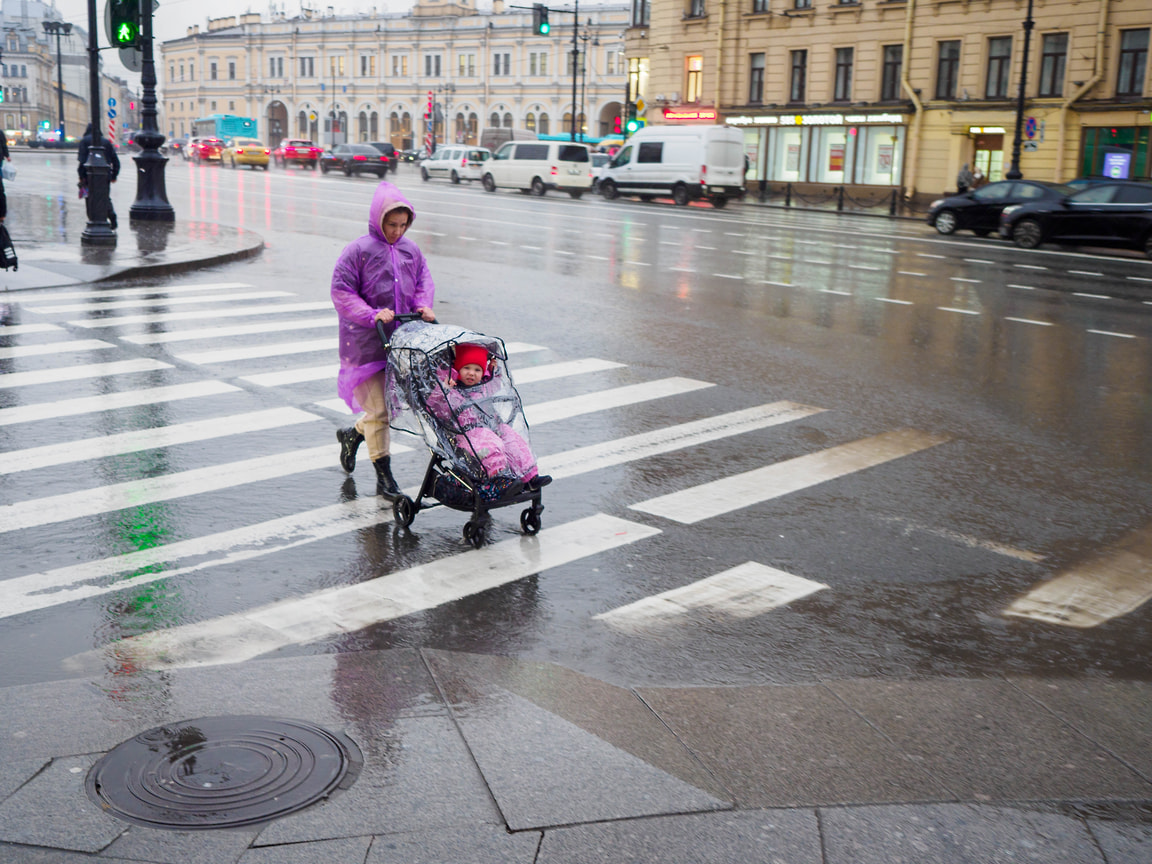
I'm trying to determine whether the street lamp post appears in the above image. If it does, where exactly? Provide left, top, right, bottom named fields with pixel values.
left=41, top=20, right=72, bottom=142
left=577, top=19, right=598, bottom=142
left=568, top=0, right=579, bottom=141
left=81, top=0, right=114, bottom=245
left=130, top=0, right=175, bottom=221
left=438, top=82, right=455, bottom=145
left=1005, top=0, right=1035, bottom=180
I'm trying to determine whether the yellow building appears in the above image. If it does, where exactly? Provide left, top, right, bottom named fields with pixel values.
left=625, top=0, right=1151, bottom=199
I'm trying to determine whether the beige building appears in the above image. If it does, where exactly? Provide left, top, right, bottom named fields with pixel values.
left=626, top=0, right=1151, bottom=199
left=160, top=0, right=630, bottom=151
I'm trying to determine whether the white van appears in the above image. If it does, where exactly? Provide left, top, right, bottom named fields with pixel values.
left=598, top=125, right=747, bottom=207
left=481, top=140, right=593, bottom=198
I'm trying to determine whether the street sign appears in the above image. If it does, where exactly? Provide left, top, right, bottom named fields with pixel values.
left=1023, top=141, right=1039, bottom=152
left=636, top=98, right=645, bottom=114
left=1025, top=117, right=1037, bottom=139
left=119, top=46, right=142, bottom=72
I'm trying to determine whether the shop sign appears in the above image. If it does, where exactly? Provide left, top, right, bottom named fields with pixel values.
left=664, top=108, right=718, bottom=121
left=727, top=112, right=905, bottom=127
left=968, top=126, right=1006, bottom=134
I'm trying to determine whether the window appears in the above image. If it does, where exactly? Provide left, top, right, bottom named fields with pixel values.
left=790, top=50, right=807, bottom=103
left=178, top=63, right=184, bottom=81
left=686, top=54, right=703, bottom=102
left=631, top=0, right=650, bottom=28
left=228, top=61, right=236, bottom=80
left=330, top=56, right=345, bottom=77
left=392, top=55, right=408, bottom=77
left=360, top=55, right=375, bottom=77
left=752, top=0, right=768, bottom=12
left=1038, top=33, right=1067, bottom=97
left=793, top=0, right=811, bottom=8
left=749, top=53, right=765, bottom=104
left=169, top=64, right=174, bottom=80
left=210, top=62, right=218, bottom=80
left=270, top=57, right=284, bottom=78
left=688, top=0, right=705, bottom=17
left=539, top=113, right=550, bottom=134
left=935, top=41, right=960, bottom=99
left=423, top=54, right=441, bottom=77
left=881, top=44, right=903, bottom=101
left=189, top=64, right=194, bottom=81
left=228, top=101, right=235, bottom=111
left=985, top=36, right=1012, bottom=99
left=637, top=142, right=663, bottom=162
left=834, top=47, right=853, bottom=102
left=526, top=111, right=536, bottom=131
left=300, top=57, right=314, bottom=77
left=458, top=53, right=475, bottom=77
left=530, top=51, right=548, bottom=77
left=494, top=53, right=510, bottom=76
left=1117, top=29, right=1149, bottom=97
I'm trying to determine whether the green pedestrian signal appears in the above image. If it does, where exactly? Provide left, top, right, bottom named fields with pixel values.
left=110, top=0, right=142, bottom=49
left=532, top=4, right=550, bottom=35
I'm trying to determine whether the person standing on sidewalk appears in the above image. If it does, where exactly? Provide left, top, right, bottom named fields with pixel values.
left=0, top=130, right=11, bottom=223
left=77, top=124, right=120, bottom=229
left=331, top=181, right=436, bottom=496
left=956, top=163, right=974, bottom=194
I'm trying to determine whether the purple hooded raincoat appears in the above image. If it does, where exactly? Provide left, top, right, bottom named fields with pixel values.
left=332, top=182, right=435, bottom=412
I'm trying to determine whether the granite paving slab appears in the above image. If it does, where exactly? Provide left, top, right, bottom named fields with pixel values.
left=1086, top=819, right=1152, bottom=864
left=364, top=825, right=541, bottom=863
left=424, top=651, right=730, bottom=829
left=0, top=757, right=49, bottom=804
left=537, top=809, right=823, bottom=864
left=0, top=846, right=139, bottom=863
left=239, top=835, right=373, bottom=864
left=820, top=803, right=1107, bottom=864
left=99, top=823, right=260, bottom=864
left=637, top=684, right=949, bottom=807
left=0, top=756, right=125, bottom=853
left=826, top=678, right=1152, bottom=801
left=0, top=679, right=133, bottom=761
left=252, top=716, right=502, bottom=846
left=1008, top=678, right=1152, bottom=782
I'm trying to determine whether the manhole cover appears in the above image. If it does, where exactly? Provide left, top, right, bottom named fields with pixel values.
left=86, top=715, right=362, bottom=830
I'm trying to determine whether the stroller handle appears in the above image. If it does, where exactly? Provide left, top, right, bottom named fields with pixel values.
left=376, top=313, right=428, bottom=348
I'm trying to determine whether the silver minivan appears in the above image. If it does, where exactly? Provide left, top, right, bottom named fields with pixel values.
left=421, top=145, right=492, bottom=184
left=481, top=141, right=593, bottom=198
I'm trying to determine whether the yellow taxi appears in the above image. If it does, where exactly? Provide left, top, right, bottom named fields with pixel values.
left=223, top=137, right=270, bottom=170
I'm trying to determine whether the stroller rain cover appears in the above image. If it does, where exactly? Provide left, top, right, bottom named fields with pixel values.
left=385, top=321, right=535, bottom=488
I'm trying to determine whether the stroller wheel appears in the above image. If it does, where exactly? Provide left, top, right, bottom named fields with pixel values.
left=463, top=521, right=485, bottom=548
left=392, top=495, right=416, bottom=528
left=520, top=508, right=541, bottom=536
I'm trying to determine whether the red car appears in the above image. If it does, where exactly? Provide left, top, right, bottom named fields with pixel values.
left=192, top=138, right=224, bottom=163
left=273, top=139, right=321, bottom=170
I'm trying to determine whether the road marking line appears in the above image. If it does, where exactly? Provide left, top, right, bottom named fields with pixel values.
left=555, top=250, right=576, bottom=256
left=878, top=516, right=1045, bottom=562
left=515, top=358, right=626, bottom=384
left=520, top=245, right=542, bottom=251
left=1072, top=292, right=1110, bottom=299
left=595, top=562, right=827, bottom=633
left=950, top=277, right=981, bottom=284
left=697, top=246, right=717, bottom=251
left=24, top=291, right=293, bottom=315
left=802, top=260, right=832, bottom=266
left=917, top=253, right=947, bottom=259
left=0, top=339, right=116, bottom=360
left=123, top=316, right=335, bottom=344
left=794, top=240, right=821, bottom=246
left=963, top=258, right=993, bottom=264
left=849, top=265, right=880, bottom=271
left=0, top=445, right=347, bottom=535
left=897, top=271, right=926, bottom=277
left=760, top=280, right=795, bottom=287
left=69, top=302, right=333, bottom=328
left=543, top=402, right=824, bottom=482
left=659, top=240, right=678, bottom=245
left=732, top=250, right=755, bottom=255
left=0, top=381, right=239, bottom=428
left=876, top=297, right=914, bottom=305
left=629, top=428, right=948, bottom=525
left=489, top=240, right=510, bottom=246
left=1087, top=329, right=1136, bottom=339
left=9, top=282, right=251, bottom=303
left=725, top=232, right=746, bottom=236
left=1008, top=284, right=1036, bottom=290
left=668, top=267, right=696, bottom=273
left=62, top=514, right=661, bottom=670
left=0, top=358, right=172, bottom=390
left=1003, top=525, right=1152, bottom=628
left=938, top=306, right=980, bottom=315
left=175, top=338, right=336, bottom=365
left=1004, top=317, right=1053, bottom=326
left=0, top=408, right=322, bottom=475
left=820, top=289, right=852, bottom=295
left=241, top=365, right=337, bottom=387
left=0, top=323, right=62, bottom=335
left=714, top=273, right=742, bottom=280
left=587, top=254, right=611, bottom=261
left=1127, top=276, right=1152, bottom=283
left=630, top=261, right=652, bottom=266
left=1015, top=264, right=1047, bottom=270
left=1069, top=270, right=1104, bottom=277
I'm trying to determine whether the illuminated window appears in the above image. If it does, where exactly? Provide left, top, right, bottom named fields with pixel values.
left=686, top=55, right=703, bottom=103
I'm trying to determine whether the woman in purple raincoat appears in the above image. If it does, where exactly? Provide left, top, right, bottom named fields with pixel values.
left=332, top=182, right=435, bottom=495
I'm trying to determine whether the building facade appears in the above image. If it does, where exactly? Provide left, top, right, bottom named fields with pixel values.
left=160, top=0, right=630, bottom=151
left=626, top=0, right=1151, bottom=198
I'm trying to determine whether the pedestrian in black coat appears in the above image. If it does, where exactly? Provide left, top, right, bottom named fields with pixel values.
left=0, top=131, right=11, bottom=222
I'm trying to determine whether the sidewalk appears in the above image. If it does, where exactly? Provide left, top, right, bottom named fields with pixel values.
left=0, top=650, right=1148, bottom=863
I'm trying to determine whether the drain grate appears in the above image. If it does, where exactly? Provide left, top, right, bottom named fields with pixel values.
left=86, top=715, right=362, bottom=830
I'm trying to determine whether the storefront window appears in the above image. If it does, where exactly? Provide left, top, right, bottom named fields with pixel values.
left=858, top=126, right=904, bottom=185
left=1080, top=126, right=1150, bottom=179
left=773, top=128, right=804, bottom=182
left=815, top=127, right=848, bottom=183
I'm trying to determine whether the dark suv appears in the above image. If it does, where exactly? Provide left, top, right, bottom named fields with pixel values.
left=366, top=142, right=398, bottom=173
left=1000, top=180, right=1152, bottom=258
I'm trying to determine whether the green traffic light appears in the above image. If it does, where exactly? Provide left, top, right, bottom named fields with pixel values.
left=540, top=22, right=550, bottom=34
left=115, top=22, right=138, bottom=45
left=625, top=120, right=638, bottom=133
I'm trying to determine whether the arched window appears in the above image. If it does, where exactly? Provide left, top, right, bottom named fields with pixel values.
left=370, top=111, right=378, bottom=138
left=525, top=112, right=536, bottom=131
left=297, top=110, right=307, bottom=137
left=489, top=111, right=500, bottom=129
left=563, top=112, right=573, bottom=134
left=358, top=111, right=368, bottom=141
left=503, top=112, right=513, bottom=128
left=454, top=112, right=465, bottom=144
left=467, top=113, right=478, bottom=144
left=539, top=113, right=550, bottom=135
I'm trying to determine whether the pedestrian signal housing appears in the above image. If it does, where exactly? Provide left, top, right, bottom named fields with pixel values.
left=110, top=0, right=142, bottom=49
left=532, top=4, right=551, bottom=35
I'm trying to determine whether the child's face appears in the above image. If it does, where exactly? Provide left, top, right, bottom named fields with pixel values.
left=458, top=363, right=484, bottom=386
left=381, top=210, right=410, bottom=245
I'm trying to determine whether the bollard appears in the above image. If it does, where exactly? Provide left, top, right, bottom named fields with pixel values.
left=785, top=182, right=792, bottom=207
left=759, top=178, right=767, bottom=202
left=836, top=186, right=845, bottom=211
left=889, top=188, right=898, bottom=216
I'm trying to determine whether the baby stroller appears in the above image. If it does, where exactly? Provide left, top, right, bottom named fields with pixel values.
left=380, top=316, right=546, bottom=548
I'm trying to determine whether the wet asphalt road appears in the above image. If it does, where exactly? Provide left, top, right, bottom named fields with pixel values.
left=2, top=153, right=1151, bottom=691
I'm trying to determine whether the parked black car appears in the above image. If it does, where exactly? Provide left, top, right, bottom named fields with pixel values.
left=1000, top=180, right=1152, bottom=258
left=365, top=141, right=399, bottom=173
left=927, top=180, right=1075, bottom=236
left=319, top=144, right=390, bottom=177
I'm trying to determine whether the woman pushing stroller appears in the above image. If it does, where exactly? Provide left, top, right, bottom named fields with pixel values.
left=331, top=182, right=435, bottom=495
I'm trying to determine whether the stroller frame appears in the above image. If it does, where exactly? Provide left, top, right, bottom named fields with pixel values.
left=378, top=316, right=546, bottom=548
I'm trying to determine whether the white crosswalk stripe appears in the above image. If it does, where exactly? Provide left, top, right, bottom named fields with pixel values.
left=69, top=301, right=333, bottom=328
left=0, top=323, right=62, bottom=335
left=10, top=282, right=252, bottom=303
left=23, top=290, right=293, bottom=314
left=175, top=337, right=337, bottom=365
left=122, top=316, right=335, bottom=344
left=0, top=358, right=172, bottom=390
left=0, top=381, right=239, bottom=427
left=0, top=339, right=116, bottom=360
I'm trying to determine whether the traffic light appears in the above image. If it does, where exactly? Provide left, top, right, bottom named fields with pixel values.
left=624, top=103, right=639, bottom=134
left=532, top=4, right=550, bottom=36
left=110, top=0, right=142, bottom=49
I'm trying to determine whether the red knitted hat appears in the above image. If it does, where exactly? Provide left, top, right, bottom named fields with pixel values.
left=453, top=344, right=489, bottom=373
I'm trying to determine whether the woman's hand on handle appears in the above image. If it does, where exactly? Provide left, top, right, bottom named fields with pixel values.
left=374, top=308, right=395, bottom=324
left=416, top=306, right=435, bottom=322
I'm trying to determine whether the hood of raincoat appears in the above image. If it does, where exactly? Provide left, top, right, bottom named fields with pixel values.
left=368, top=181, right=415, bottom=244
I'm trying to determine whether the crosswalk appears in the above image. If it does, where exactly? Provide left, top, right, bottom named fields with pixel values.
left=1, top=280, right=1142, bottom=675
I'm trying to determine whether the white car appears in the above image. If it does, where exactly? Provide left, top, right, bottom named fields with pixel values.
left=481, top=140, right=593, bottom=198
left=421, top=145, right=492, bottom=184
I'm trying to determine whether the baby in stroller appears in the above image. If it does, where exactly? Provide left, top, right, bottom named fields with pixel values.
left=384, top=320, right=550, bottom=545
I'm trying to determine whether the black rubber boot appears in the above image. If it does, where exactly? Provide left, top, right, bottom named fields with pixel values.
left=526, top=474, right=552, bottom=492
left=337, top=426, right=364, bottom=473
left=373, top=457, right=401, bottom=497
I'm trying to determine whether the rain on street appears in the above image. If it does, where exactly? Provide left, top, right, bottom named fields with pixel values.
left=2, top=153, right=1151, bottom=692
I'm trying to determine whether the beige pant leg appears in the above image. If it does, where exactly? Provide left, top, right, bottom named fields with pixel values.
left=353, top=373, right=390, bottom=461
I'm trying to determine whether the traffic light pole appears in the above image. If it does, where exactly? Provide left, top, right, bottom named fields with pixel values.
left=81, top=0, right=115, bottom=246
left=130, top=0, right=175, bottom=221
